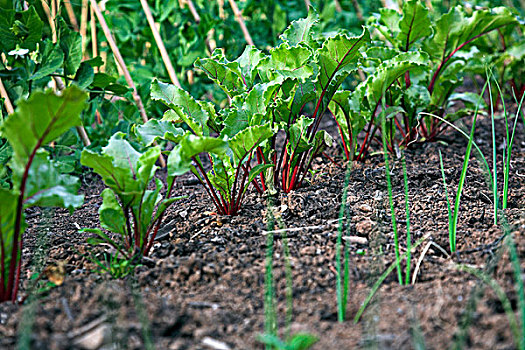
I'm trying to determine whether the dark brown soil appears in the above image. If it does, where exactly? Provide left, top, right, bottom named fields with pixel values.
left=1, top=115, right=524, bottom=350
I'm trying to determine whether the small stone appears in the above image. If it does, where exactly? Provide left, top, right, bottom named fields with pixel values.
left=73, top=324, right=110, bottom=350
left=357, top=204, right=372, bottom=212
left=202, top=337, right=231, bottom=350
left=343, top=236, right=368, bottom=245
left=300, top=246, right=316, bottom=256
left=356, top=219, right=374, bottom=235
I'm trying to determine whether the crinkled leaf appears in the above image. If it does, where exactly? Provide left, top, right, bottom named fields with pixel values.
left=280, top=7, right=319, bottom=47
left=228, top=124, right=274, bottom=165
left=151, top=80, right=210, bottom=136
left=0, top=86, right=87, bottom=166
left=31, top=40, right=64, bottom=80
left=312, top=129, right=333, bottom=156
left=134, top=119, right=187, bottom=146
left=365, top=51, right=428, bottom=107
left=396, top=0, right=432, bottom=51
left=221, top=108, right=250, bottom=138
left=232, top=46, right=265, bottom=88
left=257, top=43, right=314, bottom=83
left=329, top=89, right=368, bottom=153
left=195, top=50, right=245, bottom=98
left=314, top=28, right=370, bottom=118
left=167, top=134, right=228, bottom=177
left=273, top=81, right=317, bottom=125
left=80, top=133, right=160, bottom=198
left=287, top=116, right=314, bottom=156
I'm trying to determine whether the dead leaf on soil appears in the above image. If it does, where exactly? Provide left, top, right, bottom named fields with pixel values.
left=44, top=261, right=67, bottom=285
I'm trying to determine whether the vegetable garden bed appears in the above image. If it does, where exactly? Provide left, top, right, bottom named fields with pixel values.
left=0, top=115, right=524, bottom=349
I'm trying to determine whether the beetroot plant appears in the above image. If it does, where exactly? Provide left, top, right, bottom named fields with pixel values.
left=139, top=80, right=274, bottom=215
left=0, top=87, right=86, bottom=302
left=80, top=132, right=184, bottom=257
left=336, top=1, right=518, bottom=160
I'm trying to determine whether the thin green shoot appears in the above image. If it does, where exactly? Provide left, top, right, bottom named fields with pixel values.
left=504, top=231, right=525, bottom=349
left=431, top=80, right=488, bottom=253
left=487, top=70, right=498, bottom=224
left=502, top=84, right=525, bottom=211
left=129, top=279, right=154, bottom=350
left=438, top=149, right=454, bottom=250
left=401, top=155, right=412, bottom=285
left=380, top=98, right=403, bottom=284
left=336, top=163, right=353, bottom=322
left=353, top=234, right=431, bottom=323
left=456, top=263, right=521, bottom=348
left=264, top=198, right=277, bottom=343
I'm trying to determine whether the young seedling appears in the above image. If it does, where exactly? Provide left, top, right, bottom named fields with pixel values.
left=80, top=132, right=184, bottom=259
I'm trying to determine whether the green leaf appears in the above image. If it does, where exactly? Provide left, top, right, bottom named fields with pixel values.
left=287, top=116, right=314, bottom=156
left=31, top=40, right=64, bottom=80
left=195, top=49, right=245, bottom=98
left=58, top=17, right=83, bottom=76
left=133, top=119, right=187, bottom=146
left=314, top=27, right=370, bottom=118
left=257, top=43, right=314, bottom=83
left=167, top=134, right=228, bottom=177
left=133, top=178, right=163, bottom=241
left=312, top=129, right=333, bottom=156
left=233, top=46, right=266, bottom=88
left=18, top=151, right=83, bottom=212
left=428, top=6, right=517, bottom=61
left=396, top=0, right=432, bottom=51
left=80, top=133, right=160, bottom=197
left=228, top=123, right=274, bottom=165
left=0, top=6, right=43, bottom=52
left=280, top=8, right=319, bottom=47
left=247, top=163, right=273, bottom=191
left=0, top=187, right=19, bottom=288
left=82, top=228, right=119, bottom=247
left=99, top=188, right=126, bottom=235
left=329, top=89, right=368, bottom=147
left=365, top=51, right=428, bottom=107
left=74, top=62, right=95, bottom=89
left=92, top=73, right=116, bottom=89
left=151, top=80, right=210, bottom=136
left=287, top=333, right=319, bottom=350
left=0, top=86, right=87, bottom=166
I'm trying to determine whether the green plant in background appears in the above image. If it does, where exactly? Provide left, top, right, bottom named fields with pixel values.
left=0, top=86, right=86, bottom=303
left=88, top=251, right=142, bottom=279
left=144, top=10, right=370, bottom=197
left=140, top=80, right=274, bottom=215
left=257, top=333, right=319, bottom=350
left=80, top=132, right=184, bottom=258
left=337, top=1, right=518, bottom=161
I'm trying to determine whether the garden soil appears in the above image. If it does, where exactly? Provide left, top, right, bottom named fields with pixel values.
left=1, top=115, right=524, bottom=349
